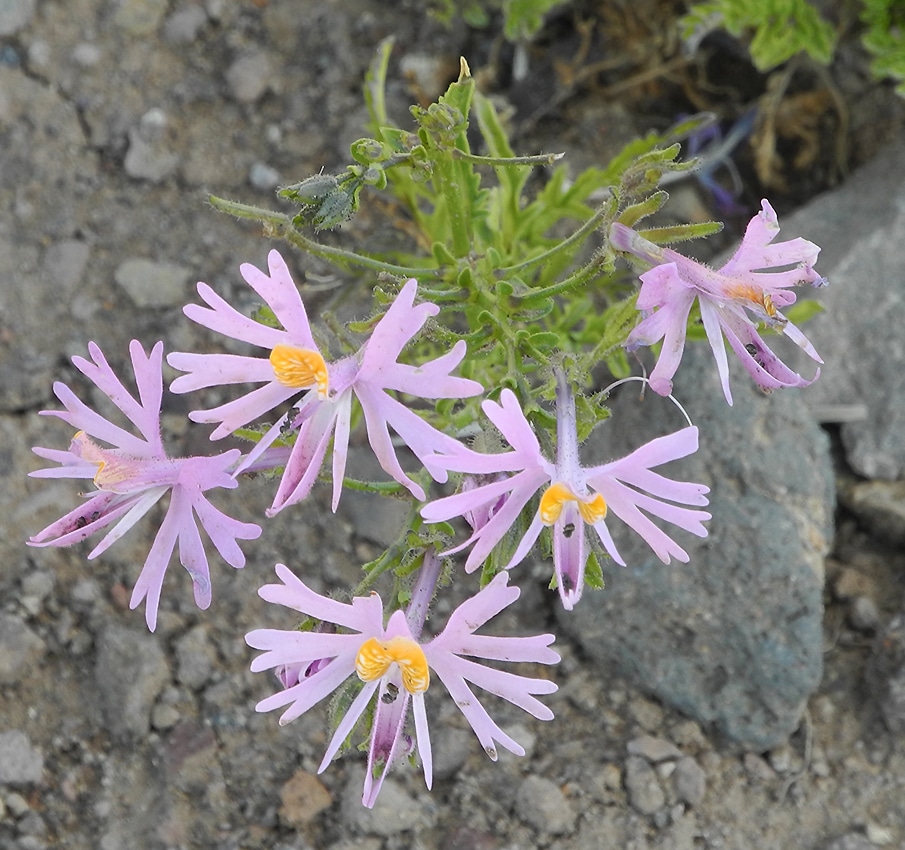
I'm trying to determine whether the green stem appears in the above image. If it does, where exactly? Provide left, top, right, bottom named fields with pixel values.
left=354, top=505, right=422, bottom=595
left=208, top=195, right=440, bottom=278
left=449, top=148, right=564, bottom=167
left=432, top=155, right=472, bottom=258
left=516, top=252, right=607, bottom=307
left=498, top=194, right=616, bottom=276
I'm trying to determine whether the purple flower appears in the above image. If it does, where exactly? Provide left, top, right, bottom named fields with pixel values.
left=246, top=564, right=559, bottom=808
left=168, top=250, right=482, bottom=513
left=611, top=199, right=827, bottom=405
left=28, top=340, right=261, bottom=631
left=421, top=378, right=711, bottom=609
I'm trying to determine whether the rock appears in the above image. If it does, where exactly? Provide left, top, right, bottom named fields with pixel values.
left=113, top=0, right=168, bottom=36
left=113, top=257, right=192, bottom=308
left=225, top=51, right=274, bottom=104
left=249, top=161, right=281, bottom=191
left=783, top=140, right=905, bottom=478
left=0, top=613, right=46, bottom=684
left=278, top=770, right=332, bottom=827
left=627, top=735, right=682, bottom=763
left=124, top=127, right=179, bottom=182
left=0, top=730, right=43, bottom=784
left=514, top=775, right=575, bottom=835
left=163, top=6, right=207, bottom=43
left=173, top=624, right=217, bottom=689
left=559, top=345, right=833, bottom=750
left=430, top=725, right=471, bottom=782
left=42, top=240, right=91, bottom=294
left=624, top=755, right=666, bottom=815
left=672, top=756, right=706, bottom=806
left=0, top=0, right=36, bottom=36
left=340, top=770, right=434, bottom=835
left=848, top=596, right=880, bottom=632
left=839, top=480, right=905, bottom=544
left=95, top=625, right=170, bottom=740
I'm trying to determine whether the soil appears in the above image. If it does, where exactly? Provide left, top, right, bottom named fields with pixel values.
left=3, top=1, right=905, bottom=849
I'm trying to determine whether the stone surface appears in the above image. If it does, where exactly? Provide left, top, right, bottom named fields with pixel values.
left=560, top=345, right=833, bottom=750
left=839, top=479, right=905, bottom=544
left=673, top=756, right=707, bottom=807
left=624, top=755, right=666, bottom=815
left=0, top=0, right=36, bottom=35
left=0, top=613, right=46, bottom=684
left=95, top=625, right=170, bottom=740
left=783, top=140, right=905, bottom=479
left=278, top=770, right=332, bottom=827
left=514, top=775, right=575, bottom=835
left=0, top=730, right=43, bottom=785
left=113, top=257, right=192, bottom=308
left=627, top=734, right=682, bottom=763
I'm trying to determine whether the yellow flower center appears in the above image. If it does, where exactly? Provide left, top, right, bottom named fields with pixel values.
left=355, top=636, right=430, bottom=695
left=539, top=481, right=607, bottom=526
left=269, top=344, right=329, bottom=397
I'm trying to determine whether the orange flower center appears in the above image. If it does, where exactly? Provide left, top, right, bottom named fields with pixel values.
left=269, top=344, right=329, bottom=397
left=355, top=636, right=430, bottom=695
left=71, top=431, right=134, bottom=491
left=539, top=481, right=607, bottom=526
left=723, top=283, right=778, bottom=318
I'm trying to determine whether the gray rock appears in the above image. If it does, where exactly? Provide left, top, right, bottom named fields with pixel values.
left=624, top=755, right=666, bottom=815
left=95, top=625, right=170, bottom=740
left=174, top=624, right=217, bottom=688
left=672, top=756, right=706, bottom=807
left=514, top=775, right=575, bottom=835
left=113, top=0, right=168, bottom=36
left=430, top=725, right=471, bottom=782
left=0, top=0, right=36, bottom=36
left=839, top=479, right=905, bottom=544
left=783, top=140, right=905, bottom=479
left=0, top=614, right=46, bottom=684
left=225, top=51, right=274, bottom=104
left=559, top=345, right=833, bottom=750
left=249, top=161, right=281, bottom=191
left=124, top=128, right=179, bottom=182
left=113, top=257, right=192, bottom=308
left=848, top=596, right=880, bottom=633
left=163, top=6, right=207, bottom=43
left=627, top=735, right=682, bottom=763
left=340, top=769, right=434, bottom=834
left=42, top=240, right=91, bottom=294
left=0, top=730, right=43, bottom=785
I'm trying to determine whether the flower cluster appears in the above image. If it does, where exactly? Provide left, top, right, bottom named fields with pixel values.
left=27, top=187, right=826, bottom=807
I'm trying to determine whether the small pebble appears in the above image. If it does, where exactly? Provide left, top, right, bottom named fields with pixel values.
left=848, top=596, right=879, bottom=632
left=249, top=162, right=281, bottom=191
left=673, top=756, right=707, bottom=807
left=624, top=755, right=666, bottom=815
left=627, top=734, right=682, bottom=763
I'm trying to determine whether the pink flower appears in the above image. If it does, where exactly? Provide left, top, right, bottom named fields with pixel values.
left=246, top=564, right=559, bottom=807
left=168, top=250, right=482, bottom=513
left=421, top=377, right=711, bottom=609
left=611, top=199, right=827, bottom=405
left=27, top=340, right=261, bottom=631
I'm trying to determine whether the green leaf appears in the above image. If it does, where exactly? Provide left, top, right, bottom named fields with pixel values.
left=503, top=0, right=570, bottom=41
left=680, top=0, right=837, bottom=72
